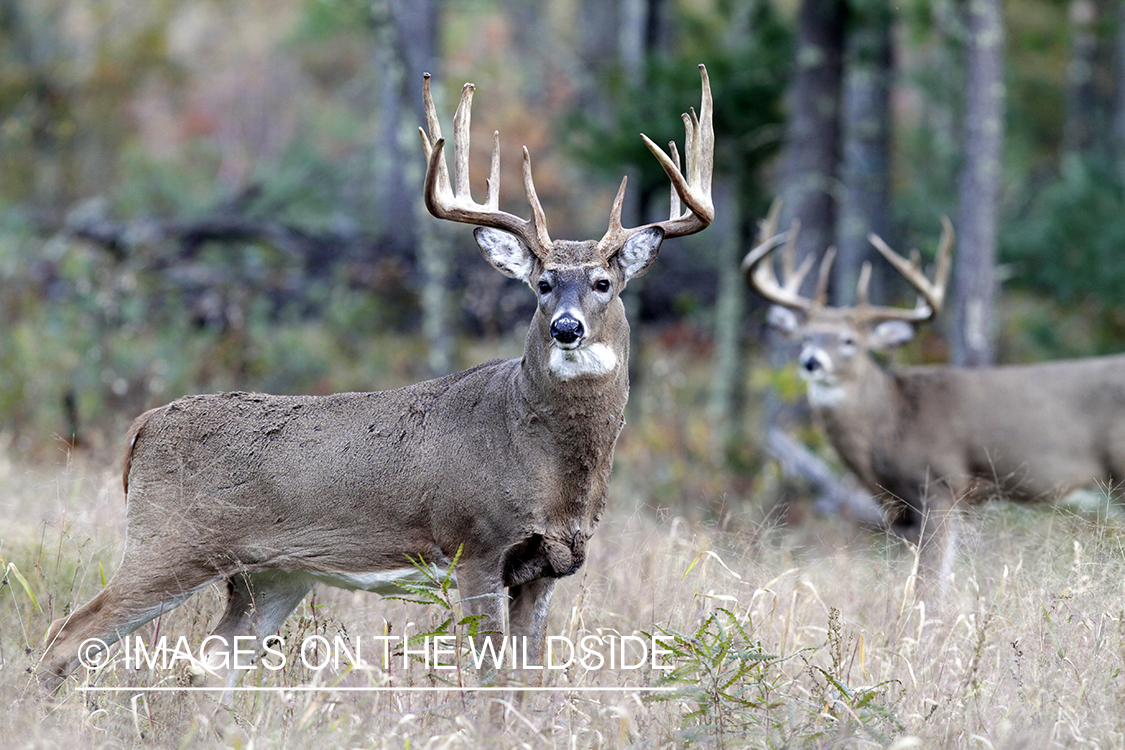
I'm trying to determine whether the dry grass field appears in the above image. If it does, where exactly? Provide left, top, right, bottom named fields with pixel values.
left=3, top=344, right=1125, bottom=749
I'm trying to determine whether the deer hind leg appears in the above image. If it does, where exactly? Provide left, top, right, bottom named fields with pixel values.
left=198, top=570, right=313, bottom=691
left=39, top=553, right=219, bottom=693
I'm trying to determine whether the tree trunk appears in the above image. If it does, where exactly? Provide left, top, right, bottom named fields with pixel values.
left=769, top=0, right=845, bottom=431
left=952, top=0, right=1004, bottom=367
left=382, top=0, right=453, bottom=377
left=1111, top=0, right=1125, bottom=175
left=708, top=179, right=747, bottom=455
left=1064, top=0, right=1100, bottom=155
left=835, top=0, right=892, bottom=305
left=778, top=0, right=846, bottom=280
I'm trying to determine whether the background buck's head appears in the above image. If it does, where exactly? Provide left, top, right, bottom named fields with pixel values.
left=744, top=202, right=954, bottom=399
left=419, top=66, right=714, bottom=379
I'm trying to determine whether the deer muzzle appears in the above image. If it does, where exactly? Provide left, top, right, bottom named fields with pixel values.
left=798, top=346, right=832, bottom=380
left=550, top=314, right=585, bottom=348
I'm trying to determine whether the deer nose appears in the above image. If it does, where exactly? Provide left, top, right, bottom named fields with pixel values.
left=550, top=315, right=584, bottom=345
left=802, top=355, right=821, bottom=373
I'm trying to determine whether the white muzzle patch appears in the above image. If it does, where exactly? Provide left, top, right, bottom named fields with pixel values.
left=798, top=345, right=844, bottom=408
left=549, top=343, right=618, bottom=380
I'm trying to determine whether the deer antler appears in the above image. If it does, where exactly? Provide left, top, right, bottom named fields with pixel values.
left=419, top=73, right=553, bottom=259
left=741, top=200, right=820, bottom=311
left=597, top=64, right=715, bottom=255
left=861, top=216, right=954, bottom=323
left=744, top=204, right=955, bottom=325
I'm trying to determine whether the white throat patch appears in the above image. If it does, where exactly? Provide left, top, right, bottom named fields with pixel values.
left=549, top=343, right=618, bottom=380
left=806, top=379, right=846, bottom=409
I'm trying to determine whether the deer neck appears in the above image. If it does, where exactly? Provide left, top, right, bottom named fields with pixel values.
left=810, top=355, right=895, bottom=471
left=517, top=302, right=630, bottom=458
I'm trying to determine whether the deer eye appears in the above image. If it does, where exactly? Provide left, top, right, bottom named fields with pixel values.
left=594, top=279, right=611, bottom=293
left=538, top=281, right=552, bottom=294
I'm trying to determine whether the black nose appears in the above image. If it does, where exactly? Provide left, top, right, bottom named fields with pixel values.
left=802, top=357, right=820, bottom=372
left=551, top=316, right=584, bottom=344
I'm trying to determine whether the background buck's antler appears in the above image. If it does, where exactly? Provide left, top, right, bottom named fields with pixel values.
left=861, top=217, right=954, bottom=323
left=744, top=202, right=954, bottom=324
left=741, top=200, right=821, bottom=311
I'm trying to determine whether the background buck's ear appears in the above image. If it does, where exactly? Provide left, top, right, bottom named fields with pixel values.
left=474, top=227, right=537, bottom=283
left=613, top=227, right=664, bottom=280
left=767, top=305, right=803, bottom=336
left=869, top=320, right=915, bottom=350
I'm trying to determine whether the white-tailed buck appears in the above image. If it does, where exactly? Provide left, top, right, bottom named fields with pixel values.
left=745, top=204, right=1125, bottom=588
left=40, top=66, right=713, bottom=689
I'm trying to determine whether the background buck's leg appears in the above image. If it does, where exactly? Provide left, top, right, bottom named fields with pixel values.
left=915, top=484, right=962, bottom=600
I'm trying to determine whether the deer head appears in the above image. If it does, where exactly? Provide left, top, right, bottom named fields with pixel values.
left=419, top=66, right=714, bottom=379
left=744, top=202, right=954, bottom=402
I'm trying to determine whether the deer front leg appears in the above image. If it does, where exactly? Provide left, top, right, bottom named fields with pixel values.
left=914, top=482, right=962, bottom=600
left=507, top=576, right=556, bottom=686
left=455, top=561, right=508, bottom=684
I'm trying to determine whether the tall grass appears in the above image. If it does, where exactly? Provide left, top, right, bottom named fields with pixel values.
left=3, top=339, right=1125, bottom=748
left=4, top=451, right=1125, bottom=748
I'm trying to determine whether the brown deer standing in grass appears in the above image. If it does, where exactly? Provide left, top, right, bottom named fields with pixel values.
left=744, top=204, right=1125, bottom=592
left=39, top=66, right=714, bottom=690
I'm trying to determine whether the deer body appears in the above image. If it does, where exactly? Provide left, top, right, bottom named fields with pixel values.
left=745, top=209, right=1125, bottom=587
left=41, top=69, right=713, bottom=690
left=809, top=345, right=1125, bottom=526
left=123, top=344, right=625, bottom=592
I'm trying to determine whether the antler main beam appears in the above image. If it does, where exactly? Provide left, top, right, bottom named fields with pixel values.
left=598, top=64, right=715, bottom=254
left=744, top=202, right=955, bottom=325
left=419, top=73, right=552, bottom=259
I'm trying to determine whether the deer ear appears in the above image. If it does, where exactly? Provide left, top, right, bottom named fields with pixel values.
left=767, top=306, right=802, bottom=336
left=869, top=320, right=915, bottom=350
left=474, top=227, right=537, bottom=283
left=614, top=227, right=665, bottom=280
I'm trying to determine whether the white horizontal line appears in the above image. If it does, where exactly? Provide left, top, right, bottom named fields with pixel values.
left=77, top=685, right=677, bottom=693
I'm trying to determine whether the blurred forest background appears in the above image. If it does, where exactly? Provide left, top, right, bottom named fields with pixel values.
left=3, top=0, right=1125, bottom=515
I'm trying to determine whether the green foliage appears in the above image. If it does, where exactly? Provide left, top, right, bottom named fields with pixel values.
left=384, top=546, right=487, bottom=678
left=565, top=0, right=790, bottom=204
left=1002, top=153, right=1125, bottom=353
left=648, top=608, right=784, bottom=747
left=648, top=606, right=904, bottom=747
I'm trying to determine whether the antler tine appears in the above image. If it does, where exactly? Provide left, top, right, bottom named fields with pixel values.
left=419, top=73, right=552, bottom=259
left=598, top=64, right=715, bottom=254
left=522, top=147, right=553, bottom=251
left=815, top=247, right=836, bottom=306
left=453, top=83, right=474, bottom=200
left=857, top=218, right=955, bottom=323
left=742, top=204, right=821, bottom=312
left=867, top=217, right=954, bottom=322
left=485, top=130, right=500, bottom=209
left=857, top=261, right=872, bottom=307
left=668, top=140, right=681, bottom=221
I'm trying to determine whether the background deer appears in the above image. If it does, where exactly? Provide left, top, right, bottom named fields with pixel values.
left=745, top=204, right=1125, bottom=591
left=40, top=66, right=714, bottom=690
